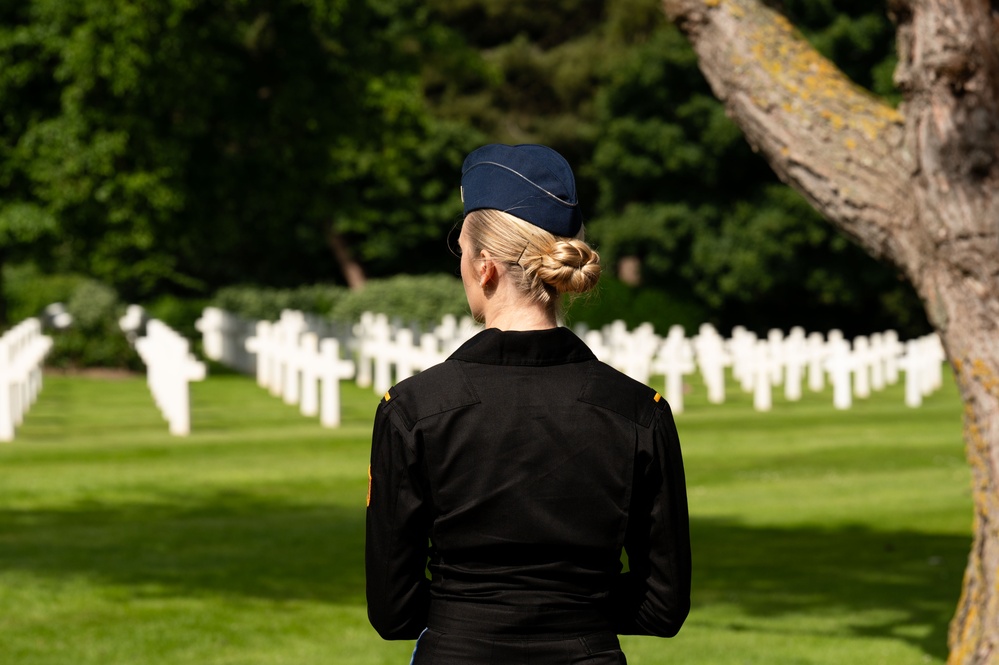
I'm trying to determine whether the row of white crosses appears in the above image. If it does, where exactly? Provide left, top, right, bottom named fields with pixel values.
left=578, top=321, right=945, bottom=413
left=0, top=318, right=53, bottom=441
left=581, top=322, right=698, bottom=413
left=129, top=314, right=207, bottom=436
left=200, top=309, right=480, bottom=422
left=900, top=333, right=947, bottom=407
left=244, top=310, right=356, bottom=427
left=285, top=312, right=944, bottom=415
left=353, top=312, right=480, bottom=395
left=199, top=307, right=948, bottom=419
left=733, top=326, right=942, bottom=411
left=196, top=307, right=258, bottom=375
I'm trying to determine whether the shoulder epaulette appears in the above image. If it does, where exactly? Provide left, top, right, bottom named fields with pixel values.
left=379, top=361, right=479, bottom=430
left=577, top=366, right=665, bottom=427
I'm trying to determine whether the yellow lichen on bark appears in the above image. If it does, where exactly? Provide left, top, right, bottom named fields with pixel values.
left=739, top=1, right=903, bottom=137
left=821, top=109, right=845, bottom=130
left=949, top=580, right=980, bottom=665
left=970, top=359, right=999, bottom=397
left=855, top=117, right=886, bottom=141
left=965, top=405, right=989, bottom=456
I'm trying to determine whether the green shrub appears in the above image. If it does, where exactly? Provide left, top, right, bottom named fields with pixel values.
left=46, top=279, right=142, bottom=370
left=146, top=294, right=209, bottom=341
left=329, top=274, right=468, bottom=327
left=3, top=263, right=86, bottom=325
left=211, top=284, right=347, bottom=321
left=208, top=276, right=468, bottom=328
left=566, top=277, right=709, bottom=335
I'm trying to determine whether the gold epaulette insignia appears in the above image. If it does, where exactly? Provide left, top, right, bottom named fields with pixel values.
left=653, top=392, right=662, bottom=403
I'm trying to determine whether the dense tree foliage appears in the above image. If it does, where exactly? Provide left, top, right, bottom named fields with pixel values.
left=0, top=0, right=472, bottom=302
left=0, top=0, right=929, bottom=337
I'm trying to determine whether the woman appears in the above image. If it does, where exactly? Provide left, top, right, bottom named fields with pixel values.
left=366, top=144, right=691, bottom=664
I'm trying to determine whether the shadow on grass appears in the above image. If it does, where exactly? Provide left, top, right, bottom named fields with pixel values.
left=692, top=517, right=968, bottom=661
left=0, top=499, right=968, bottom=660
left=0, top=492, right=367, bottom=604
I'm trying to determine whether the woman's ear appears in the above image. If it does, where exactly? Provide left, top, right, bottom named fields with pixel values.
left=478, top=250, right=497, bottom=287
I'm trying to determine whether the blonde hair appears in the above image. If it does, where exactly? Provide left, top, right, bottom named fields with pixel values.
left=463, top=209, right=601, bottom=309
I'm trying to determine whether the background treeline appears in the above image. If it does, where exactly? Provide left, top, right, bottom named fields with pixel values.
left=1, top=0, right=929, bottom=366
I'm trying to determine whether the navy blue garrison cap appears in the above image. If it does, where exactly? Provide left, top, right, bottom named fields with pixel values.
left=461, top=144, right=582, bottom=237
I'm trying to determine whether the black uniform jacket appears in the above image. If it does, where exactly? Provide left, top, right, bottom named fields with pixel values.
left=365, top=327, right=691, bottom=641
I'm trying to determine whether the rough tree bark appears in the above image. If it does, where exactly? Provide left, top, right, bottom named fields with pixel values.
left=658, top=0, right=999, bottom=661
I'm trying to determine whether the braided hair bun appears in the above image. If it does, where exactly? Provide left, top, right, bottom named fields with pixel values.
left=534, top=239, right=601, bottom=295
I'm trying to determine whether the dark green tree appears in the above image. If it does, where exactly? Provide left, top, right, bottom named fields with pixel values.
left=0, top=1, right=62, bottom=323
left=422, top=0, right=620, bottom=197
left=0, top=0, right=470, bottom=315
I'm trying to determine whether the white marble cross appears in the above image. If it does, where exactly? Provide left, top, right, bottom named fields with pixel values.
left=652, top=326, right=696, bottom=413
left=752, top=339, right=776, bottom=412
left=766, top=329, right=785, bottom=386
left=0, top=318, right=53, bottom=441
left=782, top=327, right=808, bottom=402
left=729, top=326, right=759, bottom=393
left=135, top=319, right=206, bottom=436
left=245, top=320, right=275, bottom=389
left=899, top=339, right=924, bottom=407
left=197, top=307, right=257, bottom=375
left=692, top=323, right=730, bottom=405
left=805, top=331, right=827, bottom=392
left=318, top=338, right=357, bottom=428
left=618, top=323, right=661, bottom=384
left=824, top=332, right=854, bottom=410
left=852, top=335, right=872, bottom=399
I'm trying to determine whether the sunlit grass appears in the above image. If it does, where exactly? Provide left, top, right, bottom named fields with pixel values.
left=0, top=366, right=968, bottom=664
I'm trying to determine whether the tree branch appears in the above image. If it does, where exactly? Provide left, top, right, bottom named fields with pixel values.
left=660, top=0, right=916, bottom=268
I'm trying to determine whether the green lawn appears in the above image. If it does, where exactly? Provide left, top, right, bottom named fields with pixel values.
left=0, top=366, right=969, bottom=664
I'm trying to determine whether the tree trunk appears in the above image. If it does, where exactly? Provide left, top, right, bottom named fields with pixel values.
left=326, top=228, right=367, bottom=291
left=659, top=0, right=999, bottom=661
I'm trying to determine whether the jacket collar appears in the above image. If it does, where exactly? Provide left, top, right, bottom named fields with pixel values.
left=448, top=327, right=596, bottom=366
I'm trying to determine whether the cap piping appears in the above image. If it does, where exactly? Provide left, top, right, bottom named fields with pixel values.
left=464, top=161, right=578, bottom=208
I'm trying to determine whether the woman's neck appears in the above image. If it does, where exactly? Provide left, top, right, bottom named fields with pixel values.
left=480, top=282, right=557, bottom=331
left=485, top=305, right=557, bottom=331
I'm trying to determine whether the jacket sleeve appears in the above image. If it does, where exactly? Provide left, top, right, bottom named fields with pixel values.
left=365, top=397, right=432, bottom=640
left=611, top=403, right=692, bottom=637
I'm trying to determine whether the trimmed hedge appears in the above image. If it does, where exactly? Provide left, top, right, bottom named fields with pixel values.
left=211, top=284, right=347, bottom=322
left=210, top=275, right=469, bottom=329
left=564, top=277, right=710, bottom=335
left=4, top=263, right=85, bottom=324
left=329, top=275, right=468, bottom=327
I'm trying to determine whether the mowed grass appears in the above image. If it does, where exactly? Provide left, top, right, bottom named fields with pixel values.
left=0, top=364, right=969, bottom=665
